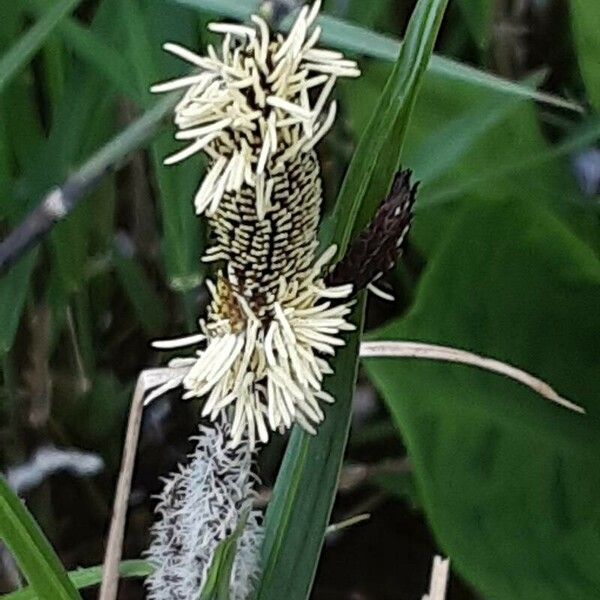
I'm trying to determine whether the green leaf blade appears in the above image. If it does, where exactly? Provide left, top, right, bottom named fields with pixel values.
left=0, top=251, right=37, bottom=354
left=0, top=475, right=81, bottom=600
left=0, top=0, right=82, bottom=95
left=2, top=560, right=153, bottom=599
left=256, top=299, right=364, bottom=600
left=332, top=0, right=449, bottom=257
left=168, top=0, right=581, bottom=112
left=199, top=512, right=249, bottom=600
left=256, top=0, right=449, bottom=598
left=121, top=0, right=204, bottom=293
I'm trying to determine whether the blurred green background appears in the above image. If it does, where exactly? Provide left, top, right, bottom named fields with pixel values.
left=0, top=0, right=599, bottom=598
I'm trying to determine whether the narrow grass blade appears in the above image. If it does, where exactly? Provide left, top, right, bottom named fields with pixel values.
left=0, top=251, right=37, bottom=353
left=0, top=0, right=82, bottom=94
left=315, top=14, right=581, bottom=111
left=256, top=300, right=364, bottom=600
left=2, top=560, right=153, bottom=600
left=24, top=0, right=138, bottom=101
left=0, top=475, right=81, bottom=600
left=170, top=0, right=259, bottom=20
left=332, top=0, right=449, bottom=257
left=199, top=512, right=248, bottom=600
left=256, top=1, right=449, bottom=598
left=0, top=95, right=176, bottom=276
left=168, top=0, right=580, bottom=112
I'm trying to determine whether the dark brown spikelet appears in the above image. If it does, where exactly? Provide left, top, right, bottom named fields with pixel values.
left=326, top=169, right=418, bottom=291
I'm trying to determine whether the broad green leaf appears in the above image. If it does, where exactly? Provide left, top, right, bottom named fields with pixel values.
left=257, top=1, right=449, bottom=598
left=169, top=0, right=580, bottom=112
left=340, top=61, right=600, bottom=258
left=199, top=512, right=248, bottom=600
left=570, top=0, right=600, bottom=111
left=407, top=89, right=525, bottom=184
left=364, top=199, right=600, bottom=600
left=2, top=560, right=152, bottom=599
left=0, top=0, right=82, bottom=95
left=408, top=107, right=600, bottom=262
left=0, top=475, right=81, bottom=600
left=332, top=0, right=450, bottom=257
left=340, top=62, right=576, bottom=225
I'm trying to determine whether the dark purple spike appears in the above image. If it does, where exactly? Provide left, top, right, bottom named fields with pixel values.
left=326, top=169, right=418, bottom=292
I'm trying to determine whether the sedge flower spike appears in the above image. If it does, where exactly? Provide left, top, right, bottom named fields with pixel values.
left=145, top=420, right=263, bottom=600
left=151, top=0, right=361, bottom=447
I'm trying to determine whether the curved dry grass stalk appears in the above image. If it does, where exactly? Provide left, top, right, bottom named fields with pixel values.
left=99, top=366, right=188, bottom=600
left=422, top=556, right=450, bottom=600
left=99, top=340, right=584, bottom=598
left=360, top=341, right=585, bottom=414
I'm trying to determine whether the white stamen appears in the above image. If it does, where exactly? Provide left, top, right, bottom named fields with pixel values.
left=152, top=333, right=206, bottom=349
left=208, top=22, right=256, bottom=38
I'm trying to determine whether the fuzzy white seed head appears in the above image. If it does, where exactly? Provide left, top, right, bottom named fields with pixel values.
left=152, top=1, right=360, bottom=445
left=145, top=420, right=263, bottom=600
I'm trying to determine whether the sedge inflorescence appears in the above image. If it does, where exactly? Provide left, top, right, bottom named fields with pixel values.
left=145, top=420, right=263, bottom=600
left=151, top=1, right=360, bottom=446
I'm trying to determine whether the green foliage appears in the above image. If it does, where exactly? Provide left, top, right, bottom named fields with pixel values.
left=2, top=560, right=152, bottom=600
left=332, top=0, right=449, bottom=256
left=0, top=0, right=82, bottom=94
left=257, top=1, right=448, bottom=598
left=112, top=243, right=168, bottom=336
left=0, top=252, right=37, bottom=353
left=0, top=0, right=598, bottom=598
left=256, top=298, right=363, bottom=600
left=199, top=512, right=248, bottom=600
left=121, top=0, right=204, bottom=291
left=364, top=200, right=600, bottom=599
left=570, top=0, right=600, bottom=112
left=173, top=0, right=580, bottom=111
left=0, top=475, right=81, bottom=600
left=456, top=0, right=493, bottom=49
